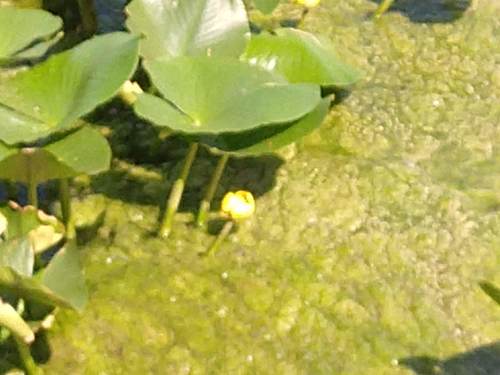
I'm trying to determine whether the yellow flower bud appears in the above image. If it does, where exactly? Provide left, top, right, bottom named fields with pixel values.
left=221, top=191, right=255, bottom=220
left=296, top=0, right=320, bottom=8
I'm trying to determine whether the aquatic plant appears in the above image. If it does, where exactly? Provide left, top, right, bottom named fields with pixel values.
left=206, top=190, right=256, bottom=255
left=126, top=0, right=359, bottom=236
left=0, top=7, right=62, bottom=64
left=0, top=202, right=85, bottom=374
left=0, top=32, right=139, bottom=236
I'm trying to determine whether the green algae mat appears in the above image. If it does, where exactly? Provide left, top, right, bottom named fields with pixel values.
left=41, top=0, right=499, bottom=373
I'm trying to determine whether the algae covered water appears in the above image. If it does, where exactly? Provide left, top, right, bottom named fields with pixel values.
left=43, top=0, right=499, bottom=373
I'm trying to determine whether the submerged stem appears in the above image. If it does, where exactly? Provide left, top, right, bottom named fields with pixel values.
left=13, top=335, right=39, bottom=375
left=77, top=0, right=98, bottom=36
left=27, top=180, right=37, bottom=209
left=159, top=143, right=199, bottom=238
left=59, top=179, right=75, bottom=240
left=206, top=220, right=234, bottom=256
left=374, top=0, right=395, bottom=17
left=196, top=154, right=230, bottom=227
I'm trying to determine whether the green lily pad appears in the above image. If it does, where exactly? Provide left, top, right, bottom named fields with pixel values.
left=0, top=241, right=87, bottom=311
left=253, top=0, right=280, bottom=14
left=0, top=126, right=111, bottom=184
left=202, top=97, right=330, bottom=156
left=0, top=238, right=34, bottom=277
left=0, top=32, right=139, bottom=145
left=0, top=7, right=62, bottom=61
left=243, top=28, right=361, bottom=87
left=42, top=241, right=87, bottom=312
left=135, top=56, right=321, bottom=134
left=126, top=0, right=249, bottom=60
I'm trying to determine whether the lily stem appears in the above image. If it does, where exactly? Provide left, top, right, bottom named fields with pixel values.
left=196, top=154, right=229, bottom=227
left=374, top=0, right=395, bottom=17
left=77, top=0, right=98, bottom=36
left=159, top=142, right=199, bottom=238
left=27, top=180, right=38, bottom=209
left=206, top=220, right=234, bottom=256
left=59, top=179, right=75, bottom=240
left=13, top=335, right=39, bottom=375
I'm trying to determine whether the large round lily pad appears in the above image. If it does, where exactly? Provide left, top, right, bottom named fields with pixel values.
left=0, top=32, right=139, bottom=145
left=126, top=0, right=249, bottom=60
left=134, top=56, right=321, bottom=134
left=243, top=28, right=361, bottom=87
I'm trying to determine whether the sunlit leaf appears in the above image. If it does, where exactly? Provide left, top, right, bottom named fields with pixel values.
left=243, top=28, right=361, bottom=86
left=0, top=127, right=111, bottom=184
left=0, top=7, right=62, bottom=61
left=0, top=32, right=139, bottom=145
left=202, top=97, right=330, bottom=155
left=135, top=56, right=321, bottom=134
left=126, top=0, right=249, bottom=60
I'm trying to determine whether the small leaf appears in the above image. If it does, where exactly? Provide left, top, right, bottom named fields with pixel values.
left=42, top=241, right=88, bottom=312
left=243, top=28, right=361, bottom=87
left=202, top=97, right=330, bottom=155
left=126, top=0, right=250, bottom=60
left=135, top=56, right=321, bottom=134
left=0, top=7, right=62, bottom=61
left=0, top=238, right=34, bottom=277
left=0, top=32, right=139, bottom=145
left=0, top=127, right=111, bottom=184
left=0, top=300, right=34, bottom=344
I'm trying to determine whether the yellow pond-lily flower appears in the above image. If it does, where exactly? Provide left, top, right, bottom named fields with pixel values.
left=296, top=0, right=320, bottom=8
left=221, top=191, right=255, bottom=220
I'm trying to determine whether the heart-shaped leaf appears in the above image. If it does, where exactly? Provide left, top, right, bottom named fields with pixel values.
left=202, top=97, right=330, bottom=155
left=0, top=126, right=111, bottom=184
left=253, top=0, right=280, bottom=14
left=0, top=7, right=62, bottom=61
left=0, top=32, right=139, bottom=145
left=126, top=0, right=250, bottom=60
left=135, top=56, right=321, bottom=134
left=0, top=241, right=87, bottom=311
left=243, top=28, right=361, bottom=87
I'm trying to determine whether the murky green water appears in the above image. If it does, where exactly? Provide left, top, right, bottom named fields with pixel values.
left=40, top=0, right=500, bottom=374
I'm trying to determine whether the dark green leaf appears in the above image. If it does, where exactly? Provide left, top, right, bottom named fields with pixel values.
left=243, top=28, right=361, bottom=87
left=203, top=97, right=330, bottom=155
left=0, top=32, right=139, bottom=145
left=126, top=0, right=249, bottom=60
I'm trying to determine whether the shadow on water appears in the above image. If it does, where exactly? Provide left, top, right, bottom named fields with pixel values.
left=89, top=102, right=284, bottom=211
left=400, top=341, right=500, bottom=375
left=370, top=0, right=472, bottom=23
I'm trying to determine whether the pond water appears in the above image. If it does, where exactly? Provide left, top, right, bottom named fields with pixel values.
left=36, top=0, right=500, bottom=373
